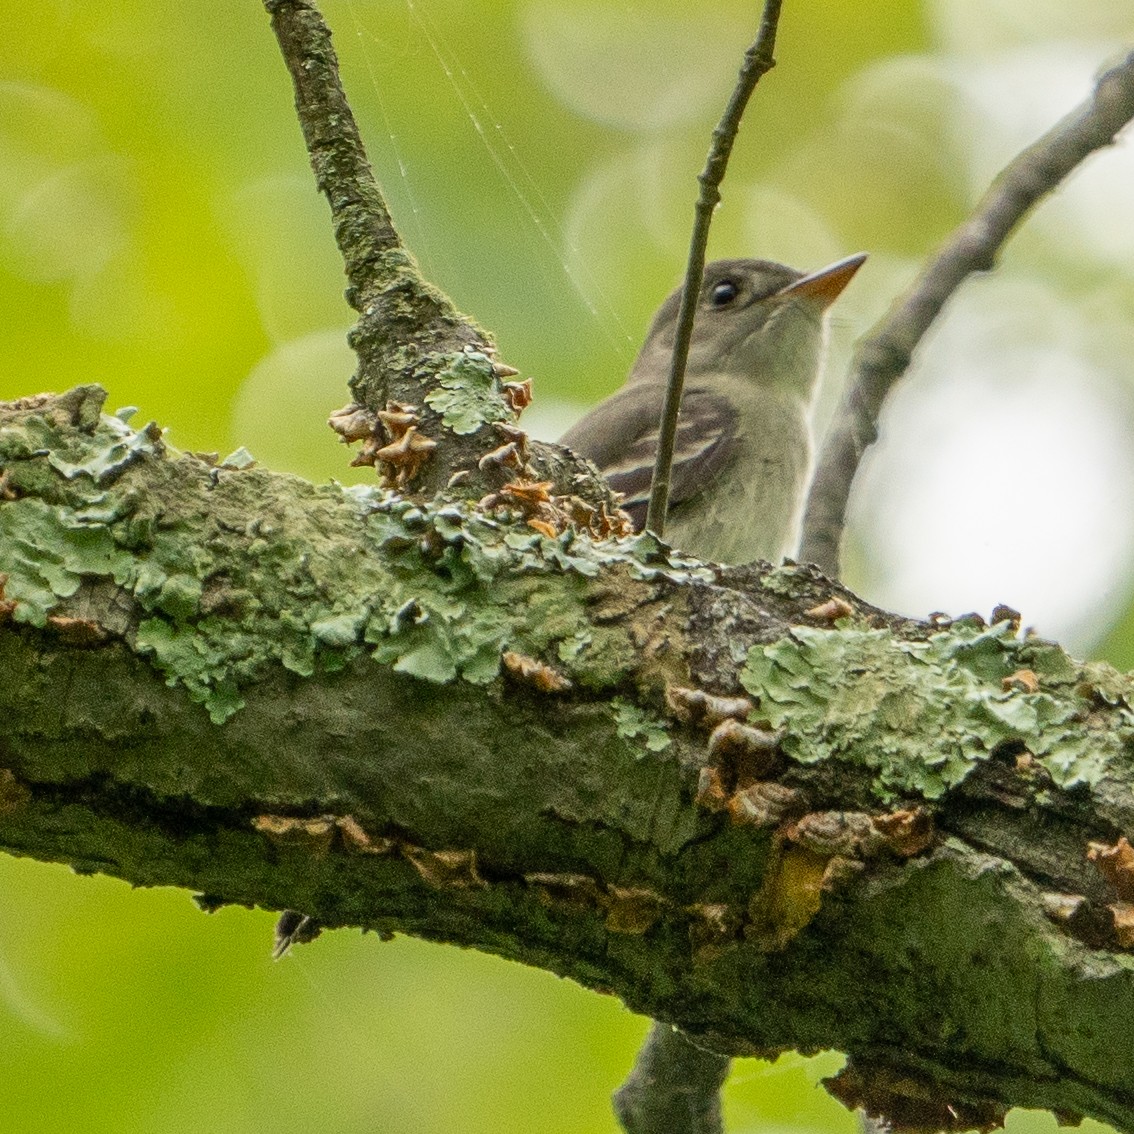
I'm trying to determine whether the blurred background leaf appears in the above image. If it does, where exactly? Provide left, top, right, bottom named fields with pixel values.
left=1, top=1, right=1133, bottom=1130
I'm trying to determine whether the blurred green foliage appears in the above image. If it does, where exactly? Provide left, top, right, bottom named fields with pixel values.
left=2, top=1, right=1134, bottom=1130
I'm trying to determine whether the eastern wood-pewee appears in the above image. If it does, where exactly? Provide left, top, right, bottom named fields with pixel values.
left=560, top=254, right=866, bottom=565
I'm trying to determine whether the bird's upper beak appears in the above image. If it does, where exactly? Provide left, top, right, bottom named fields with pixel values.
left=776, top=252, right=867, bottom=309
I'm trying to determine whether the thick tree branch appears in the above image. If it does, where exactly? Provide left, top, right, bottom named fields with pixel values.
left=7, top=10, right=1134, bottom=1134
left=800, top=47, right=1134, bottom=577
left=4, top=389, right=1134, bottom=1131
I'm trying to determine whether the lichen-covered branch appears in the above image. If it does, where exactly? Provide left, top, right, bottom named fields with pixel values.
left=800, top=47, right=1134, bottom=577
left=264, top=0, right=605, bottom=506
left=4, top=389, right=1134, bottom=1131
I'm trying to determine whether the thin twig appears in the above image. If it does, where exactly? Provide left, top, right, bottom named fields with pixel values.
left=799, top=47, right=1134, bottom=577
left=613, top=1022, right=731, bottom=1134
left=644, top=0, right=785, bottom=536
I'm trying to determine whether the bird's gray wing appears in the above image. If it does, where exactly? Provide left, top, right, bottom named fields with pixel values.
left=559, top=387, right=736, bottom=531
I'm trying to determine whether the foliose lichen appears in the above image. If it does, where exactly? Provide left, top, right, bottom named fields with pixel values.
left=741, top=620, right=1134, bottom=801
left=0, top=389, right=710, bottom=725
left=422, top=351, right=511, bottom=435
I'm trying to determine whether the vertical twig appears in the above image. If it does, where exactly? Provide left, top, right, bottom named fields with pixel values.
left=644, top=0, right=785, bottom=536
left=799, top=47, right=1134, bottom=578
left=613, top=1022, right=731, bottom=1134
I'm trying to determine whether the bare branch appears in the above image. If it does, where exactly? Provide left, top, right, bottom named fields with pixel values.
left=644, top=0, right=784, bottom=536
left=800, top=47, right=1134, bottom=577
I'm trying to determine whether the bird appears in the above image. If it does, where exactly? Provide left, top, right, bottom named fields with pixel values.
left=559, top=254, right=865, bottom=565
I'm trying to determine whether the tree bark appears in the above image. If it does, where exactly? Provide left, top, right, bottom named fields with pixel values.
left=3, top=386, right=1134, bottom=1131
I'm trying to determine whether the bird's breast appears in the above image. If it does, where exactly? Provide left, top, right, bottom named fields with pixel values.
left=665, top=388, right=813, bottom=565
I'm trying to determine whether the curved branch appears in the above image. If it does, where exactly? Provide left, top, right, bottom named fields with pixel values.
left=799, top=47, right=1134, bottom=577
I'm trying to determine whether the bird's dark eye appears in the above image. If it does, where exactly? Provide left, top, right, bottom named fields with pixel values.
left=709, top=279, right=739, bottom=307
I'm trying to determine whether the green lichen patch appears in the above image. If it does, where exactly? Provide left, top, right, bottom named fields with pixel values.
left=0, top=387, right=718, bottom=726
left=352, top=493, right=709, bottom=692
left=422, top=351, right=511, bottom=435
left=741, top=621, right=1134, bottom=801
left=218, top=447, right=256, bottom=470
left=0, top=497, right=137, bottom=625
left=134, top=618, right=246, bottom=723
left=608, top=530, right=715, bottom=585
left=612, top=696, right=671, bottom=754
left=556, top=623, right=639, bottom=690
left=758, top=562, right=818, bottom=598
left=1077, top=659, right=1133, bottom=706
left=0, top=389, right=161, bottom=490
left=48, top=417, right=163, bottom=484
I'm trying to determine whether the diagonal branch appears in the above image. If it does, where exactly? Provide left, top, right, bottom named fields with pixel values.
left=264, top=0, right=623, bottom=521
left=799, top=47, right=1134, bottom=577
left=265, top=0, right=480, bottom=338
left=265, top=0, right=409, bottom=306
left=644, top=0, right=784, bottom=537
left=264, top=0, right=520, bottom=497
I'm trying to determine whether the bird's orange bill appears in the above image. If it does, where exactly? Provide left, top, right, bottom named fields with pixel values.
left=777, top=252, right=867, bottom=309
